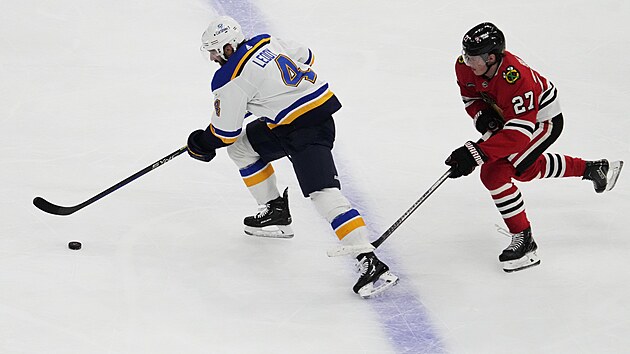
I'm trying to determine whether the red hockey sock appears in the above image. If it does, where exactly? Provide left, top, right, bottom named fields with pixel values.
left=489, top=182, right=530, bottom=234
left=517, top=153, right=586, bottom=181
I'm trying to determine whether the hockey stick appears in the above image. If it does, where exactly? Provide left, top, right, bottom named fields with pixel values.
left=326, top=133, right=494, bottom=256
left=370, top=168, right=452, bottom=249
left=33, top=146, right=188, bottom=216
left=367, top=131, right=494, bottom=250
left=326, top=168, right=453, bottom=257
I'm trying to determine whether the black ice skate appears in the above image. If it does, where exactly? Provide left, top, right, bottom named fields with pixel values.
left=582, top=159, right=624, bottom=193
left=499, top=227, right=540, bottom=273
left=243, top=188, right=294, bottom=238
left=353, top=252, right=399, bottom=298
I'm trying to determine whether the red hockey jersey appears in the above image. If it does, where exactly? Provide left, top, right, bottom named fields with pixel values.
left=455, top=50, right=561, bottom=161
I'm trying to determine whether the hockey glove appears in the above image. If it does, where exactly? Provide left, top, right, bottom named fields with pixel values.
left=474, top=109, right=503, bottom=135
left=187, top=129, right=217, bottom=162
left=445, top=141, right=488, bottom=178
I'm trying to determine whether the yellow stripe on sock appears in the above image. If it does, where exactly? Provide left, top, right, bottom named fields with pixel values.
left=335, top=217, right=366, bottom=240
left=242, top=164, right=275, bottom=187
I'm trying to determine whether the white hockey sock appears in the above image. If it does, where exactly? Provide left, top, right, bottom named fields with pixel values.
left=311, top=188, right=374, bottom=253
left=227, top=133, right=280, bottom=204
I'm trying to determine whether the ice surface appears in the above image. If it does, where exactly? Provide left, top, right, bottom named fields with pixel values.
left=2, top=0, right=629, bottom=353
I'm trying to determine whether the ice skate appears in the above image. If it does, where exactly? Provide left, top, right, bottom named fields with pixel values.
left=244, top=188, right=294, bottom=238
left=583, top=159, right=624, bottom=193
left=499, top=227, right=540, bottom=273
left=353, top=252, right=399, bottom=298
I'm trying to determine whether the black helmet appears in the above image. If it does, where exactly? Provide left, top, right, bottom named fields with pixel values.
left=462, top=22, right=505, bottom=57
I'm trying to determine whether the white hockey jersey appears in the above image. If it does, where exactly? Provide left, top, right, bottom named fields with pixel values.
left=207, top=34, right=335, bottom=145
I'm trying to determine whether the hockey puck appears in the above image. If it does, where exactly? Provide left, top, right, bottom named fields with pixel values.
left=68, top=241, right=82, bottom=250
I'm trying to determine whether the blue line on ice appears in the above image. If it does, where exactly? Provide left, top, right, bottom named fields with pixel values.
left=340, top=183, right=445, bottom=354
left=206, top=1, right=444, bottom=352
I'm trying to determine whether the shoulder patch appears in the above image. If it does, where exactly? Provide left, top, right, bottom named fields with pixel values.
left=457, top=55, right=465, bottom=64
left=214, top=98, right=221, bottom=117
left=503, top=65, right=520, bottom=84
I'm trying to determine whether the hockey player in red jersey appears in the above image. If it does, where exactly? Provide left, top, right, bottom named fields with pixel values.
left=445, top=22, right=623, bottom=272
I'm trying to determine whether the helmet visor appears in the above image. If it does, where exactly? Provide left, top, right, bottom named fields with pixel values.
left=461, top=49, right=489, bottom=67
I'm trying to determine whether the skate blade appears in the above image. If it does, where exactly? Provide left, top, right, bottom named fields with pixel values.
left=502, top=251, right=540, bottom=273
left=357, top=271, right=399, bottom=299
left=244, top=225, right=294, bottom=239
left=326, top=244, right=375, bottom=257
left=605, top=160, right=623, bottom=192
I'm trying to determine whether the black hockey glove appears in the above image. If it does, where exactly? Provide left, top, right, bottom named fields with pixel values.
left=445, top=141, right=488, bottom=178
left=474, top=109, right=503, bottom=135
left=187, top=129, right=217, bottom=162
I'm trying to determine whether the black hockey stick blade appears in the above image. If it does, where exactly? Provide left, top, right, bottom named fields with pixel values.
left=33, top=197, right=80, bottom=216
left=33, top=145, right=188, bottom=216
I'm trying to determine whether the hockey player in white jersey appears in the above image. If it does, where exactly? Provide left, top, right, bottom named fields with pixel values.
left=187, top=16, right=398, bottom=298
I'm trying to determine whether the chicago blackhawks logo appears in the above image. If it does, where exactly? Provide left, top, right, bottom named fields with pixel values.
left=503, top=66, right=520, bottom=84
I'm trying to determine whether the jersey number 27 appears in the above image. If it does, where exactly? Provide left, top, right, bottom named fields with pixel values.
left=512, top=90, right=535, bottom=115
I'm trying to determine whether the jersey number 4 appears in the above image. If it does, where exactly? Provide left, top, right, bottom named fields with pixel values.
left=275, top=55, right=317, bottom=87
left=512, top=90, right=535, bottom=115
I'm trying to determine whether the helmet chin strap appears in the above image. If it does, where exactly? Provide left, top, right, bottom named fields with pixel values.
left=219, top=44, right=236, bottom=63
left=481, top=63, right=493, bottom=77
left=482, top=57, right=500, bottom=79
